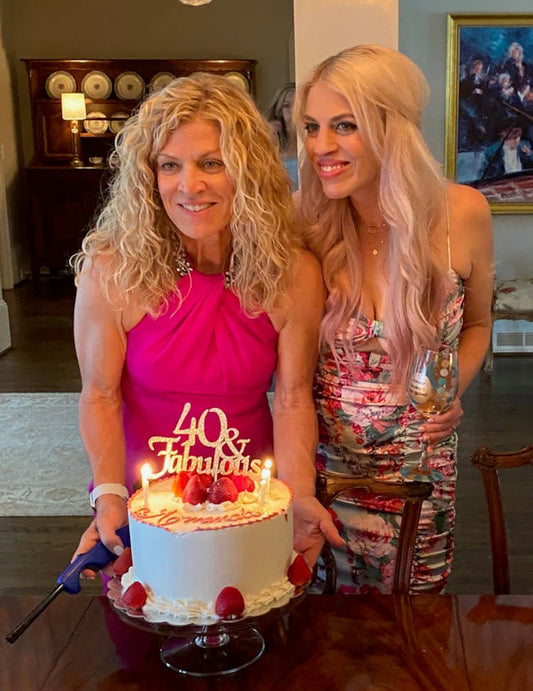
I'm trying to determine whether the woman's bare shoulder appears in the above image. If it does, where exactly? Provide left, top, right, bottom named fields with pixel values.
left=270, top=248, right=324, bottom=331
left=76, top=254, right=145, bottom=330
left=446, top=181, right=491, bottom=218
left=292, top=247, right=322, bottom=283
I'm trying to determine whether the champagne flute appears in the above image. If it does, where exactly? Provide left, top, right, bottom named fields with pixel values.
left=400, top=346, right=458, bottom=482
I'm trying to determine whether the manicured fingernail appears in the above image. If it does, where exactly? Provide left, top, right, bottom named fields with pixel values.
left=113, top=545, right=124, bottom=556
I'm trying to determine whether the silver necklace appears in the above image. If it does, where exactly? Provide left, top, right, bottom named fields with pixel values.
left=176, top=246, right=193, bottom=278
left=176, top=246, right=235, bottom=289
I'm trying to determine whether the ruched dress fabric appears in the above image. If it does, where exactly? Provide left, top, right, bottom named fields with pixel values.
left=314, top=272, right=464, bottom=594
left=121, top=270, right=278, bottom=491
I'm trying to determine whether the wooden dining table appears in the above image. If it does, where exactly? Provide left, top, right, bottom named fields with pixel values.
left=1, top=593, right=532, bottom=690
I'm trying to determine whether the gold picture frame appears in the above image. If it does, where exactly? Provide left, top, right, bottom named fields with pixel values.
left=445, top=13, right=533, bottom=213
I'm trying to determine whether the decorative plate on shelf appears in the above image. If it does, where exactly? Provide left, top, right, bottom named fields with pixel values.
left=149, top=71, right=175, bottom=93
left=224, top=71, right=249, bottom=92
left=114, top=71, right=145, bottom=100
left=109, top=111, right=129, bottom=135
left=81, top=71, right=113, bottom=100
left=45, top=71, right=76, bottom=98
left=83, top=111, right=109, bottom=135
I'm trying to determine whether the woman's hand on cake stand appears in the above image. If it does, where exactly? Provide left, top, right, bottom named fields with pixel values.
left=72, top=495, right=128, bottom=578
left=292, top=496, right=345, bottom=567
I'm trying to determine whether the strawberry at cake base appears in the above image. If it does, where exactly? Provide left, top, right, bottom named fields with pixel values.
left=122, top=476, right=295, bottom=625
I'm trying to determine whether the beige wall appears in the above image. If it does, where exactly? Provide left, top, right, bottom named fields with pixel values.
left=0, top=4, right=19, bottom=288
left=294, top=0, right=398, bottom=81
left=0, top=7, right=12, bottom=350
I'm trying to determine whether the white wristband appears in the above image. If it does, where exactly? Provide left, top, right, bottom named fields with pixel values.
left=89, top=483, right=129, bottom=510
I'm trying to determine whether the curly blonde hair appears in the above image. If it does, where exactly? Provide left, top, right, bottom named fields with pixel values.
left=294, top=44, right=451, bottom=390
left=71, top=72, right=299, bottom=314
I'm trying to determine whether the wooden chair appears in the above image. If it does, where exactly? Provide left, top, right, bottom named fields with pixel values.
left=315, top=470, right=434, bottom=594
left=469, top=445, right=533, bottom=594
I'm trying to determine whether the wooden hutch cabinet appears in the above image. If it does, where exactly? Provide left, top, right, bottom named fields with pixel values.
left=23, top=58, right=256, bottom=276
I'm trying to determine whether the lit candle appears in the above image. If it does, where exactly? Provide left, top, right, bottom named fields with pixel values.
left=259, top=461, right=272, bottom=506
left=141, top=462, right=152, bottom=509
left=259, top=476, right=267, bottom=506
left=264, top=458, right=273, bottom=495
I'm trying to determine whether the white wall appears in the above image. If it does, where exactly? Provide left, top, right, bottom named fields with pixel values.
left=400, top=0, right=533, bottom=280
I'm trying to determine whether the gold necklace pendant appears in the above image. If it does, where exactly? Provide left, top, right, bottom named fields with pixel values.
left=361, top=221, right=388, bottom=255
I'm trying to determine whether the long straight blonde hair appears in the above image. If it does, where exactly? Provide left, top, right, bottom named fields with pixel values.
left=294, top=44, right=452, bottom=391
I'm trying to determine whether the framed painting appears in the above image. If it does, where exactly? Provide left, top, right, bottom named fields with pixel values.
left=445, top=13, right=533, bottom=213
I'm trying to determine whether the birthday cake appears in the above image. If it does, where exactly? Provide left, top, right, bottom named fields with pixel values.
left=113, top=404, right=311, bottom=625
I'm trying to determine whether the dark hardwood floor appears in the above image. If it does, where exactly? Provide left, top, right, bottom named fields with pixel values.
left=0, top=276, right=80, bottom=392
left=0, top=278, right=532, bottom=596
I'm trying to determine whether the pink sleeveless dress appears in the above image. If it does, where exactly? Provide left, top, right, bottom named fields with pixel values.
left=315, top=267, right=464, bottom=594
left=120, top=270, right=278, bottom=490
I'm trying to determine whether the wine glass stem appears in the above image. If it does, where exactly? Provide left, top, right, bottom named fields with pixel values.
left=420, top=439, right=429, bottom=469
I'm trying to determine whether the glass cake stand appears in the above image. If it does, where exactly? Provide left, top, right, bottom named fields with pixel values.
left=107, top=577, right=305, bottom=677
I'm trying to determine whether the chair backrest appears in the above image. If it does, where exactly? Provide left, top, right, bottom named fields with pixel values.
left=315, top=471, right=433, bottom=594
left=469, top=445, right=533, bottom=594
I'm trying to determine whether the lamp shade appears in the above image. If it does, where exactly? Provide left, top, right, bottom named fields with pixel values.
left=61, top=93, right=87, bottom=120
left=179, top=0, right=212, bottom=5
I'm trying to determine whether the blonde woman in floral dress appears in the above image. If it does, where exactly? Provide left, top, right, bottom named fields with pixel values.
left=293, top=45, right=494, bottom=593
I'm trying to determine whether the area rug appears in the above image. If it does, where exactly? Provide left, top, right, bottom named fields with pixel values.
left=0, top=393, right=91, bottom=516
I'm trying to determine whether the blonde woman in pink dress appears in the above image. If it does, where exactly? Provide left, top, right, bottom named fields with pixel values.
left=294, top=45, right=494, bottom=593
left=70, top=73, right=342, bottom=569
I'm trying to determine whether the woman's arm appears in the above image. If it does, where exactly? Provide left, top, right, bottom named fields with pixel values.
left=73, top=259, right=132, bottom=558
left=270, top=251, right=344, bottom=567
left=453, top=184, right=494, bottom=394
left=424, top=185, right=494, bottom=448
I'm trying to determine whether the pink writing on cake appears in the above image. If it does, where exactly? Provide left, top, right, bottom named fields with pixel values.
left=135, top=503, right=265, bottom=529
left=146, top=403, right=263, bottom=481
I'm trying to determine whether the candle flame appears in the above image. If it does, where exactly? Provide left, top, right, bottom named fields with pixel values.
left=141, top=462, right=152, bottom=481
left=264, top=458, right=273, bottom=470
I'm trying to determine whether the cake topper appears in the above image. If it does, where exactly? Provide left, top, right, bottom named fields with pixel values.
left=145, top=403, right=263, bottom=482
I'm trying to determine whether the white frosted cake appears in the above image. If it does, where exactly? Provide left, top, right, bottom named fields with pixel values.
left=113, top=404, right=311, bottom=624
left=117, top=474, right=307, bottom=625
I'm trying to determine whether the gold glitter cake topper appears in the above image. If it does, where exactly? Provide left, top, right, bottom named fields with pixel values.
left=146, top=403, right=262, bottom=481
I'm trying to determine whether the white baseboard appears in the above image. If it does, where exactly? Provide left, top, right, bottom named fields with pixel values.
left=0, top=298, right=11, bottom=354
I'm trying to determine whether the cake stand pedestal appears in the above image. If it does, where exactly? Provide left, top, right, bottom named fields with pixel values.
left=108, top=577, right=304, bottom=677
left=159, top=625, right=265, bottom=676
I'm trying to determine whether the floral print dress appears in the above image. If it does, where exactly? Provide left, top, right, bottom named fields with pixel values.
left=314, top=272, right=464, bottom=594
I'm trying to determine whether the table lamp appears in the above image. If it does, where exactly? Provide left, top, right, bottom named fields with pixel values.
left=61, top=93, right=86, bottom=167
